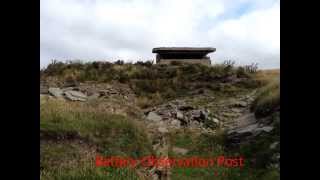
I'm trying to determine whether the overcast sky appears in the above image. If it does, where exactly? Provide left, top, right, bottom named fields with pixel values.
left=40, top=0, right=280, bottom=69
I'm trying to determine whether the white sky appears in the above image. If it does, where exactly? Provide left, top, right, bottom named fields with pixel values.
left=40, top=0, right=280, bottom=69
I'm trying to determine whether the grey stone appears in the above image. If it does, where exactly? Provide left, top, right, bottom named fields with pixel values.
left=270, top=142, right=279, bottom=150
left=212, top=118, right=220, bottom=124
left=147, top=112, right=163, bottom=122
left=234, top=101, right=248, bottom=107
left=190, top=121, right=200, bottom=128
left=228, top=123, right=259, bottom=134
left=64, top=90, right=87, bottom=101
left=170, top=120, right=181, bottom=128
left=158, top=127, right=169, bottom=133
left=256, top=126, right=274, bottom=133
left=176, top=111, right=184, bottom=120
left=172, top=147, right=188, bottom=155
left=48, top=87, right=63, bottom=98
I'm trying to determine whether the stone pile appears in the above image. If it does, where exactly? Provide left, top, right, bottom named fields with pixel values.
left=145, top=99, right=220, bottom=131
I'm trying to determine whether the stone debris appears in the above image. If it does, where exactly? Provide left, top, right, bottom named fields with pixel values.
left=144, top=99, right=219, bottom=131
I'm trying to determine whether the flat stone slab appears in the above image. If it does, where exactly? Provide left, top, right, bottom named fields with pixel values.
left=48, top=87, right=63, bottom=98
left=64, top=90, right=87, bottom=101
left=153, top=47, right=216, bottom=53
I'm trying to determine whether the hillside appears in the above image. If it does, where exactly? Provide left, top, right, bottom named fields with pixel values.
left=40, top=60, right=280, bottom=180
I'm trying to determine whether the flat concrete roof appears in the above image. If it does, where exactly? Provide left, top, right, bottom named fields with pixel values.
left=152, top=47, right=216, bottom=53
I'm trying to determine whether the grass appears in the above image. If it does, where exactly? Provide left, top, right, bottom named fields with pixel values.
left=168, top=127, right=279, bottom=179
left=40, top=98, right=153, bottom=179
left=251, top=77, right=280, bottom=118
left=253, top=69, right=280, bottom=87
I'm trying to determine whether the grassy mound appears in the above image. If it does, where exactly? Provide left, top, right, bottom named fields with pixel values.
left=40, top=98, right=153, bottom=179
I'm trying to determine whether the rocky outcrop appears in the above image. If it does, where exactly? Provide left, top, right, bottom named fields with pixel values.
left=226, top=112, right=276, bottom=148
left=42, top=83, right=135, bottom=102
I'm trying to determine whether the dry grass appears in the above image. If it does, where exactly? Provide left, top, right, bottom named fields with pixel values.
left=254, top=69, right=280, bottom=86
left=251, top=68, right=280, bottom=118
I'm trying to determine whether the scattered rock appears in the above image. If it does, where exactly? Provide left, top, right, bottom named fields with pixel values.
left=147, top=112, right=163, bottom=122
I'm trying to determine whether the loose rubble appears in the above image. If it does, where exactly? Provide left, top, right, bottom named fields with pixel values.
left=144, top=99, right=220, bottom=131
